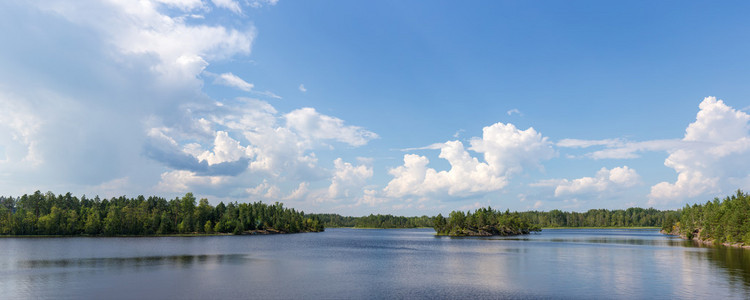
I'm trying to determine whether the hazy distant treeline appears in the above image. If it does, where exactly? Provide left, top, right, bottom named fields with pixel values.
left=313, top=207, right=674, bottom=229
left=0, top=191, right=323, bottom=235
left=309, top=213, right=433, bottom=228
left=519, top=207, right=675, bottom=228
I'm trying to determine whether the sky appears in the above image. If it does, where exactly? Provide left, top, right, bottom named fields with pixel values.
left=2, top=0, right=750, bottom=216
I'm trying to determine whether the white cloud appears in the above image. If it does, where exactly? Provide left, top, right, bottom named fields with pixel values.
left=0, top=91, right=42, bottom=166
left=469, top=122, right=555, bottom=176
left=255, top=90, right=282, bottom=99
left=37, top=0, right=255, bottom=87
left=285, top=107, right=379, bottom=147
left=558, top=138, right=681, bottom=159
left=506, top=108, right=522, bottom=116
left=143, top=97, right=377, bottom=199
left=649, top=97, right=750, bottom=205
left=191, top=131, right=252, bottom=165
left=554, top=166, right=640, bottom=197
left=588, top=139, right=681, bottom=160
left=211, top=0, right=242, bottom=14
left=285, top=182, right=310, bottom=201
left=156, top=0, right=205, bottom=11
left=355, top=189, right=391, bottom=207
left=215, top=72, right=254, bottom=91
left=299, top=84, right=307, bottom=92
left=156, top=170, right=227, bottom=192
left=385, top=122, right=554, bottom=198
left=328, top=158, right=373, bottom=198
left=0, top=1, right=388, bottom=211
left=248, top=0, right=278, bottom=8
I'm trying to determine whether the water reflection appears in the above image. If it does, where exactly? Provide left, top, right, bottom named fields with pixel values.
left=697, top=246, right=750, bottom=289
left=17, top=254, right=251, bottom=270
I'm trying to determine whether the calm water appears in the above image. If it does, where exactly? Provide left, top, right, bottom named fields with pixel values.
left=1, top=228, right=750, bottom=299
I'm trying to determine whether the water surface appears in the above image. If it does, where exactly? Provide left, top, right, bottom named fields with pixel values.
left=1, top=228, right=749, bottom=299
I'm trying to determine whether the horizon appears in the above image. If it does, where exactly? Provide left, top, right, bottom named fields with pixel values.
left=2, top=1, right=750, bottom=216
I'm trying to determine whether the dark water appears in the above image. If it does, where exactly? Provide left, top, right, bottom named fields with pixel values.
left=1, top=228, right=749, bottom=299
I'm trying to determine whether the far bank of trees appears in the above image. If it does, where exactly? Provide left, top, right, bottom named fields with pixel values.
left=309, top=214, right=433, bottom=228
left=313, top=207, right=676, bottom=230
left=0, top=191, right=323, bottom=236
left=519, top=207, right=675, bottom=228
left=354, top=214, right=433, bottom=228
left=663, top=190, right=750, bottom=245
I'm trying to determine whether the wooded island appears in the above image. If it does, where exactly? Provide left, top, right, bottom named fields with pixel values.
left=433, top=207, right=541, bottom=236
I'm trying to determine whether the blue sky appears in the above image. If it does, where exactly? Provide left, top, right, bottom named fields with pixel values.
left=2, top=1, right=750, bottom=216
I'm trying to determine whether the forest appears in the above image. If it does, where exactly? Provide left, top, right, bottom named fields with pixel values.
left=0, top=190, right=687, bottom=236
left=519, top=207, right=675, bottom=228
left=314, top=207, right=673, bottom=230
left=433, top=207, right=541, bottom=236
left=309, top=213, right=433, bottom=228
left=0, top=191, right=324, bottom=236
left=662, top=190, right=750, bottom=245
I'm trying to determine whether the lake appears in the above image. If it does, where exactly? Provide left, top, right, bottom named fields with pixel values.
left=1, top=228, right=749, bottom=299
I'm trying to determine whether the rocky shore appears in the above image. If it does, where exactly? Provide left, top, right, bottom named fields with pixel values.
left=661, top=228, right=750, bottom=249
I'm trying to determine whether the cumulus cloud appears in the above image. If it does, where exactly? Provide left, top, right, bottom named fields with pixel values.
left=144, top=128, right=250, bottom=176
left=214, top=73, right=254, bottom=91
left=355, top=189, right=391, bottom=207
left=299, top=84, right=307, bottom=92
left=0, top=1, right=261, bottom=191
left=189, top=131, right=252, bottom=165
left=506, top=108, right=522, bottom=116
left=384, top=122, right=554, bottom=198
left=285, top=182, right=310, bottom=201
left=156, top=170, right=228, bottom=193
left=37, top=0, right=255, bottom=87
left=0, top=0, right=388, bottom=214
left=328, top=158, right=373, bottom=198
left=554, top=166, right=640, bottom=197
left=649, top=97, right=750, bottom=205
left=143, top=96, right=378, bottom=199
left=285, top=107, right=379, bottom=147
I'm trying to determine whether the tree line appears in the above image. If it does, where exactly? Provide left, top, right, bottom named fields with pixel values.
left=433, top=207, right=541, bottom=236
left=662, top=190, right=750, bottom=245
left=518, top=207, right=674, bottom=228
left=312, top=207, right=676, bottom=230
left=0, top=191, right=323, bottom=236
left=308, top=214, right=433, bottom=228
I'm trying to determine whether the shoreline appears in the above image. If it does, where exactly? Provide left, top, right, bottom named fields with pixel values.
left=0, top=228, right=321, bottom=238
left=660, top=229, right=750, bottom=249
left=542, top=226, right=658, bottom=229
